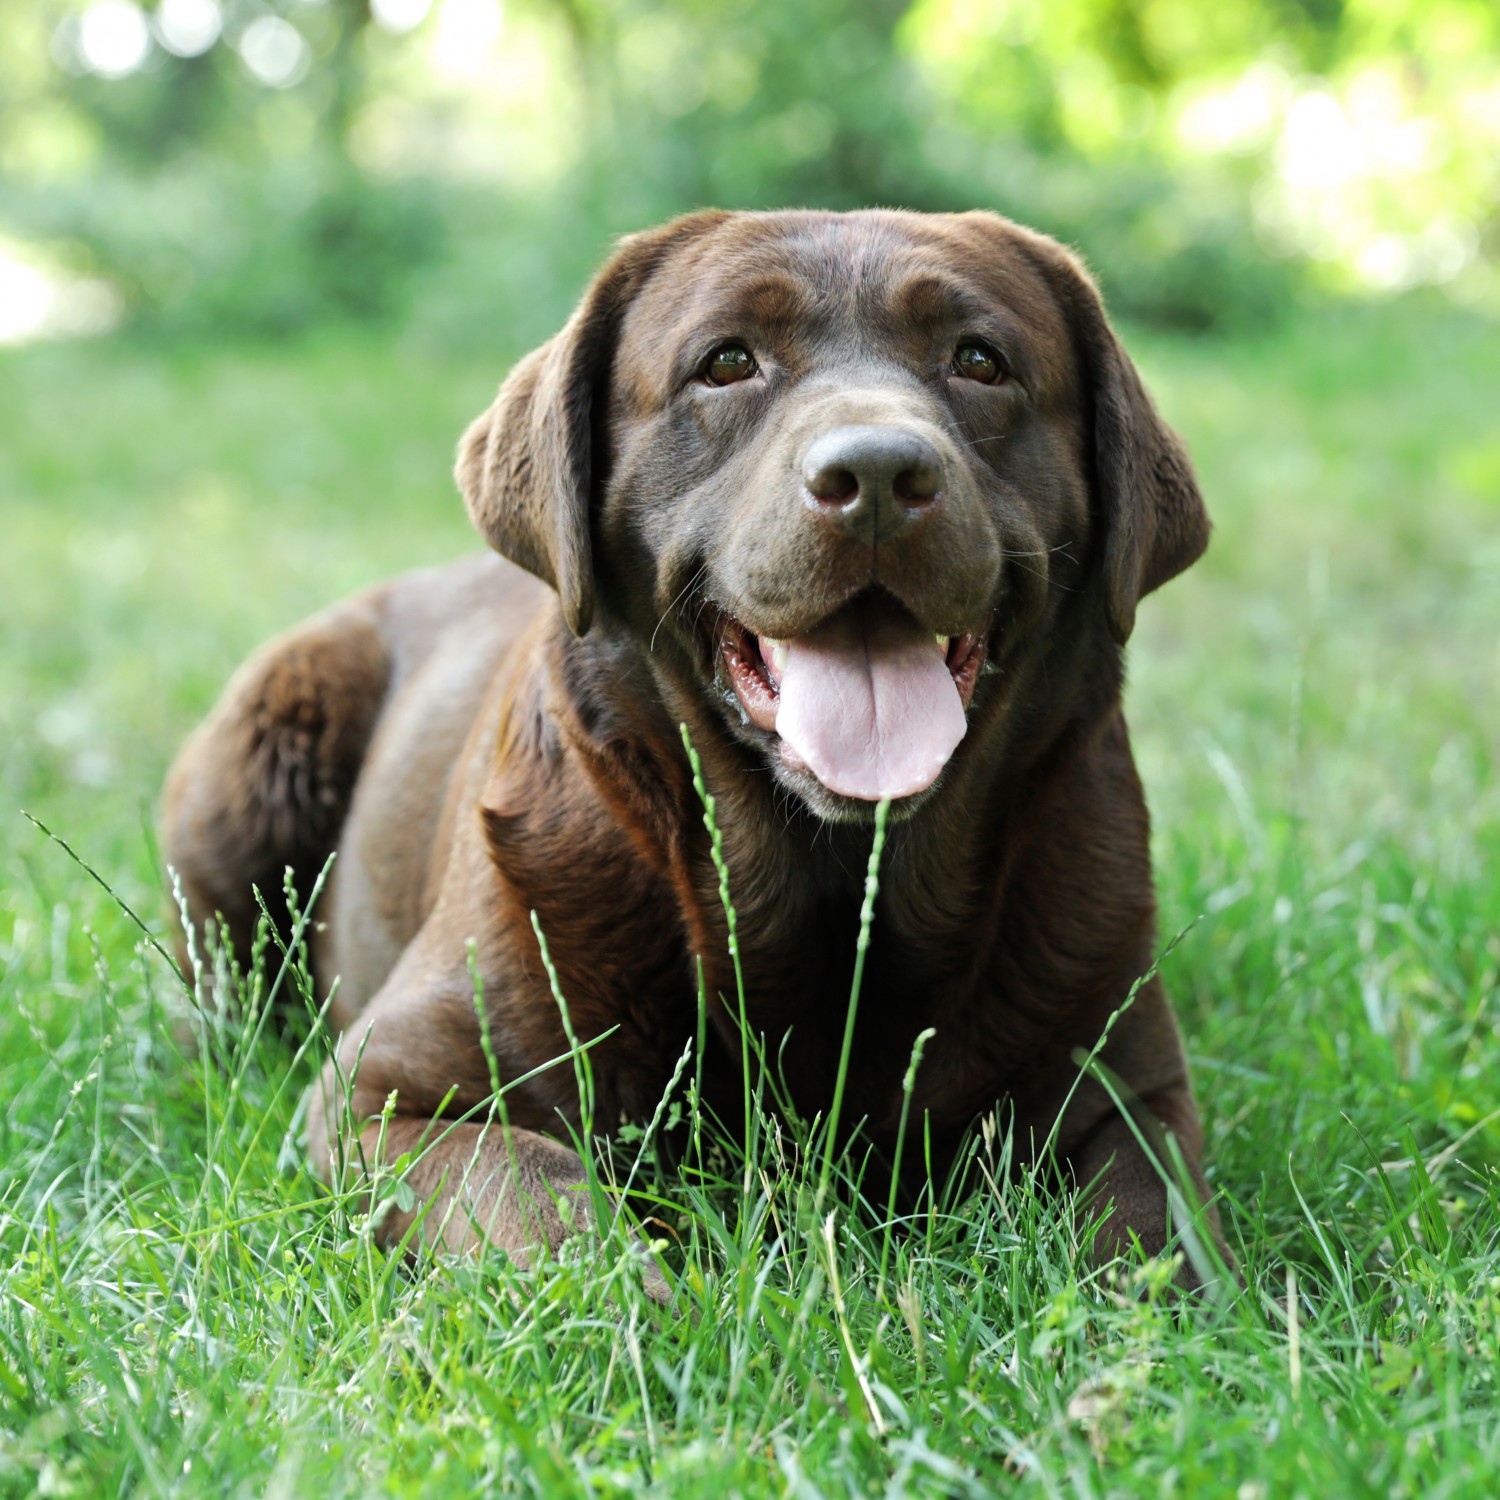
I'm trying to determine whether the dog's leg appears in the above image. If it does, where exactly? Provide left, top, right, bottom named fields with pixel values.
left=1052, top=981, right=1230, bottom=1291
left=162, top=600, right=390, bottom=982
left=303, top=991, right=671, bottom=1301
left=316, top=1107, right=594, bottom=1263
left=1065, top=1084, right=1223, bottom=1287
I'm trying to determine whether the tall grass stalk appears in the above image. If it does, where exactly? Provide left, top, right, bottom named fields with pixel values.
left=817, top=794, right=891, bottom=1206
left=680, top=724, right=760, bottom=1180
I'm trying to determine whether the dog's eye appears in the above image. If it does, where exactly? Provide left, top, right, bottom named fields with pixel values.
left=952, top=341, right=1005, bottom=384
left=704, top=344, right=758, bottom=386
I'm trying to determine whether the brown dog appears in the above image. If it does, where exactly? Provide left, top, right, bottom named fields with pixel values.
left=164, top=209, right=1219, bottom=1283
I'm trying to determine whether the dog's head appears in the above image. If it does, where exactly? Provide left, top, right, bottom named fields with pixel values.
left=458, top=210, right=1208, bottom=819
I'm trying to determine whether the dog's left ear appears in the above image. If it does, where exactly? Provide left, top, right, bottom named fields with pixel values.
left=456, top=210, right=731, bottom=637
left=1020, top=232, right=1211, bottom=645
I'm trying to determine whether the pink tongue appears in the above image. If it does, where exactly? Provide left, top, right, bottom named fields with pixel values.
left=775, top=606, right=967, bottom=800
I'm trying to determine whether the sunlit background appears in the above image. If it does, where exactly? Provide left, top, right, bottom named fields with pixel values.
left=1, top=0, right=1497, bottom=826
left=2, top=0, right=1497, bottom=348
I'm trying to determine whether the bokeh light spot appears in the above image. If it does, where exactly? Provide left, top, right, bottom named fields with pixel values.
left=238, top=17, right=310, bottom=90
left=78, top=1, right=152, bottom=79
left=431, top=0, right=504, bottom=77
left=154, top=0, right=222, bottom=59
left=372, top=0, right=433, bottom=35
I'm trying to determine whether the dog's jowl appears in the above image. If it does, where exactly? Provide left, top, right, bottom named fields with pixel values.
left=164, top=209, right=1223, bottom=1285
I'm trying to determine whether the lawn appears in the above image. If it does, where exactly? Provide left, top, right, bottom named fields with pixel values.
left=1, top=296, right=1498, bottom=1497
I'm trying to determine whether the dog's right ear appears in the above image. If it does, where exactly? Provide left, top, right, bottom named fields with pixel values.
left=456, top=211, right=731, bottom=638
left=986, top=215, right=1209, bottom=646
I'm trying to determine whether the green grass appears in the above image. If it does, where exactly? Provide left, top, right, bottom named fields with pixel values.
left=1, top=296, right=1498, bottom=1497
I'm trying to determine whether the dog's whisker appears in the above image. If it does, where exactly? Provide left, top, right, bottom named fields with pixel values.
left=651, top=564, right=711, bottom=652
left=1001, top=549, right=1079, bottom=591
left=1004, top=542, right=1077, bottom=559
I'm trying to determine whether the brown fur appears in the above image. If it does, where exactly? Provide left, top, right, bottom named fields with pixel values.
left=164, top=209, right=1223, bottom=1290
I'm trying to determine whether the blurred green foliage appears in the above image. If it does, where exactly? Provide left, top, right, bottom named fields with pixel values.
left=0, top=0, right=1496, bottom=339
left=26, top=148, right=443, bottom=336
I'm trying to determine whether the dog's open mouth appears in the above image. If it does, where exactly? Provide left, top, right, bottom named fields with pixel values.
left=713, top=592, right=989, bottom=802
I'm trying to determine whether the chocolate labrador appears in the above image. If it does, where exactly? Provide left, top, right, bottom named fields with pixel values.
left=164, top=209, right=1220, bottom=1284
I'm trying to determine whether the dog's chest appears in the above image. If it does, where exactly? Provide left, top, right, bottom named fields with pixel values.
left=693, top=914, right=1036, bottom=1141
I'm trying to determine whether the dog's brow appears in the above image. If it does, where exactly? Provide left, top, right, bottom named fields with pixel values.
left=733, top=272, right=815, bottom=324
left=661, top=274, right=818, bottom=388
left=677, top=273, right=816, bottom=343
left=880, top=272, right=1034, bottom=380
left=887, top=274, right=992, bottom=326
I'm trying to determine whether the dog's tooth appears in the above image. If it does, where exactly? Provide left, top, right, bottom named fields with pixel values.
left=763, top=637, right=789, bottom=676
left=935, top=634, right=949, bottom=654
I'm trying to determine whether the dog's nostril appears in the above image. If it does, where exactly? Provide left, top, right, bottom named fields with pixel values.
left=892, top=465, right=941, bottom=506
left=806, top=464, right=860, bottom=505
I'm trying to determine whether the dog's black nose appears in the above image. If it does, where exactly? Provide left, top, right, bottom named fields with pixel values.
left=801, top=425, right=944, bottom=542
